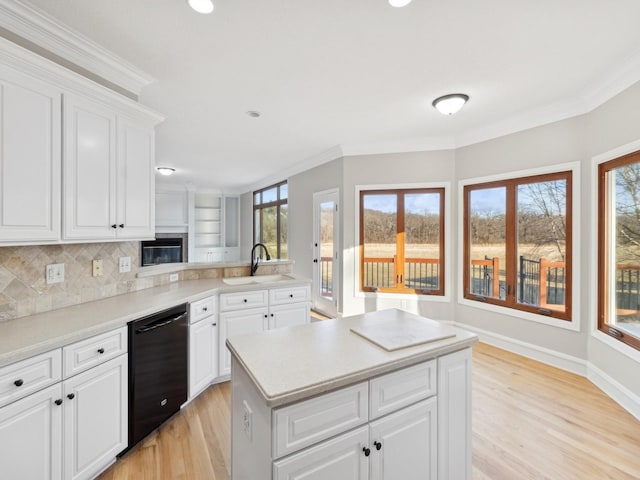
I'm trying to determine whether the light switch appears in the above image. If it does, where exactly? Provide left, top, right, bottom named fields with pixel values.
left=45, top=263, right=65, bottom=284
left=92, top=259, right=104, bottom=277
left=119, top=256, right=131, bottom=273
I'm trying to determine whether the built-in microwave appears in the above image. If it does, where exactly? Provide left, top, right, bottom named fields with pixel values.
left=140, top=238, right=183, bottom=266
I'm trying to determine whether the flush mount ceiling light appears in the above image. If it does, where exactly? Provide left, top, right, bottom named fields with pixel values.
left=432, top=93, right=469, bottom=115
left=389, top=0, right=412, bottom=7
left=156, top=167, right=176, bottom=176
left=389, top=0, right=413, bottom=7
left=188, top=0, right=214, bottom=14
left=246, top=110, right=261, bottom=118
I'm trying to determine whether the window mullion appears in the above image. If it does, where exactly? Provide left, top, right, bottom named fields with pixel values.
left=505, top=182, right=517, bottom=306
left=397, top=192, right=406, bottom=289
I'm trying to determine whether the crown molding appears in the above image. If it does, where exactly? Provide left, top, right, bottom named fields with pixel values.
left=0, top=36, right=164, bottom=125
left=0, top=0, right=155, bottom=96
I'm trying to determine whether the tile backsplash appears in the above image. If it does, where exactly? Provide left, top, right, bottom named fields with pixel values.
left=0, top=242, right=292, bottom=322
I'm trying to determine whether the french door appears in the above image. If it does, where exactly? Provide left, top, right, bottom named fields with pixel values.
left=313, top=189, right=339, bottom=317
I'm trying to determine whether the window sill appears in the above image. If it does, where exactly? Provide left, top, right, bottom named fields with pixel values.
left=458, top=297, right=580, bottom=331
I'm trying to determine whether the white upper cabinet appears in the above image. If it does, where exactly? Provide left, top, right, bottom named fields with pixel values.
left=0, top=66, right=61, bottom=243
left=0, top=38, right=163, bottom=245
left=63, top=95, right=155, bottom=241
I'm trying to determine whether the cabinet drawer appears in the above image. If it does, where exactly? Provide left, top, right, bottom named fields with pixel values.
left=269, top=285, right=310, bottom=306
left=0, top=349, right=62, bottom=407
left=190, top=295, right=217, bottom=324
left=220, top=290, right=268, bottom=311
left=272, top=382, right=368, bottom=459
left=63, top=327, right=127, bottom=378
left=369, top=360, right=436, bottom=420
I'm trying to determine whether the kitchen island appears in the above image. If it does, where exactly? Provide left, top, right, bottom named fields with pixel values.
left=227, top=308, right=478, bottom=480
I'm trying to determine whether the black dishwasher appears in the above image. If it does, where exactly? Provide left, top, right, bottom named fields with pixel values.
left=127, top=303, right=188, bottom=449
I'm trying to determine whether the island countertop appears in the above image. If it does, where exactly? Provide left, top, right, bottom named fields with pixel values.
left=226, top=308, right=478, bottom=407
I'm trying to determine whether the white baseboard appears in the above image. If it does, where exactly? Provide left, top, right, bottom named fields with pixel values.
left=454, top=322, right=640, bottom=420
left=587, top=363, right=640, bottom=420
left=454, top=322, right=588, bottom=376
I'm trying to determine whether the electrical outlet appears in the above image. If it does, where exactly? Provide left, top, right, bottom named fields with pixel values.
left=169, top=273, right=179, bottom=282
left=92, top=259, right=104, bottom=277
left=45, top=263, right=65, bottom=284
left=242, top=400, right=253, bottom=441
left=119, top=256, right=131, bottom=273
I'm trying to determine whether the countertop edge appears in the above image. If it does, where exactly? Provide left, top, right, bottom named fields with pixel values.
left=228, top=333, right=479, bottom=408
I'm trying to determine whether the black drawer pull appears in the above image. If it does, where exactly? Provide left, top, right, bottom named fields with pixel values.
left=54, top=399, right=63, bottom=406
left=374, top=441, right=382, bottom=450
left=111, top=224, right=117, bottom=229
left=14, top=379, right=24, bottom=387
left=363, top=447, right=370, bottom=457
left=289, top=294, right=294, bottom=298
left=212, top=322, right=217, bottom=326
left=67, top=393, right=75, bottom=400
left=243, top=299, right=248, bottom=303
left=97, top=348, right=105, bottom=354
left=119, top=224, right=125, bottom=228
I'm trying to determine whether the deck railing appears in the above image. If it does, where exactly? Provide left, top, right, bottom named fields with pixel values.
left=361, top=256, right=440, bottom=291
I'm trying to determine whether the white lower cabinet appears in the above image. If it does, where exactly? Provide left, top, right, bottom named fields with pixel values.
left=189, top=297, right=219, bottom=399
left=273, top=426, right=370, bottom=480
left=0, top=383, right=63, bottom=480
left=220, top=307, right=269, bottom=376
left=219, top=285, right=310, bottom=377
left=63, top=355, right=127, bottom=480
left=0, top=327, right=129, bottom=480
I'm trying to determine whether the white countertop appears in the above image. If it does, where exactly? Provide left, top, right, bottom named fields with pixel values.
left=0, top=275, right=310, bottom=368
left=226, top=308, right=478, bottom=407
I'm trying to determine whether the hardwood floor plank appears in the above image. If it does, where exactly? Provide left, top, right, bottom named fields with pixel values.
left=98, top=343, right=640, bottom=480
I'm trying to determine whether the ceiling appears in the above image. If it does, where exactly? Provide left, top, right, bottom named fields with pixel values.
left=22, top=0, right=640, bottom=193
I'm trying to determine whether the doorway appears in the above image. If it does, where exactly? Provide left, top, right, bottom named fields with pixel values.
left=312, top=189, right=339, bottom=318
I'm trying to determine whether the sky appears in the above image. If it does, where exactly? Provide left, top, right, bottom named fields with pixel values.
left=363, top=193, right=440, bottom=214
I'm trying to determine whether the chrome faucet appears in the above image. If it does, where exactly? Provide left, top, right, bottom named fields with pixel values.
left=250, top=243, right=271, bottom=276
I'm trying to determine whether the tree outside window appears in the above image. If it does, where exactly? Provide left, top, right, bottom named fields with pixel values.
left=598, top=151, right=640, bottom=350
left=254, top=181, right=287, bottom=259
left=463, top=171, right=572, bottom=321
left=359, top=188, right=445, bottom=295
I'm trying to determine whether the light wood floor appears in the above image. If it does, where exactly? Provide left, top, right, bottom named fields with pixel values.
left=98, top=343, right=640, bottom=480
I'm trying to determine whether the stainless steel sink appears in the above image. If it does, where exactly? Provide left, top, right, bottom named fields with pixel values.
left=222, top=274, right=294, bottom=286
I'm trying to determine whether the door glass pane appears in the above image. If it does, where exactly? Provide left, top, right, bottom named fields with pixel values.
left=362, top=194, right=397, bottom=289
left=404, top=192, right=441, bottom=291
left=279, top=204, right=288, bottom=259
left=516, top=179, right=567, bottom=312
left=319, top=201, right=335, bottom=300
left=468, top=187, right=506, bottom=300
left=609, top=163, right=640, bottom=338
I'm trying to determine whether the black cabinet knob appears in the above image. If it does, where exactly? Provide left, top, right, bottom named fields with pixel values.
left=111, top=224, right=117, bottom=229
left=264, top=314, right=268, bottom=318
left=119, top=224, right=124, bottom=228
left=54, top=399, right=63, bottom=406
left=203, top=307, right=208, bottom=312
left=243, top=299, right=247, bottom=303
left=212, top=322, right=217, bottom=326
left=270, top=313, right=274, bottom=317
left=97, top=348, right=105, bottom=354
left=374, top=441, right=382, bottom=451
left=67, top=393, right=75, bottom=400
left=313, top=259, right=318, bottom=263
left=14, top=379, right=24, bottom=387
left=289, top=294, right=293, bottom=298
left=363, top=447, right=371, bottom=457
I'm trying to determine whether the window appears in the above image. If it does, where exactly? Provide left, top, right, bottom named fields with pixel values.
left=598, top=150, right=640, bottom=350
left=253, top=181, right=287, bottom=259
left=359, top=188, right=445, bottom=295
left=463, top=171, right=572, bottom=321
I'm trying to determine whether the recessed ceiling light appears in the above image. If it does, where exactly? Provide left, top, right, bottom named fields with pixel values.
left=156, top=167, right=176, bottom=176
left=246, top=111, right=261, bottom=118
left=432, top=94, right=469, bottom=115
left=188, top=0, right=214, bottom=14
left=389, top=0, right=413, bottom=7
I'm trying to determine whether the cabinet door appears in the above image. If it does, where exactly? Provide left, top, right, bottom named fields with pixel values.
left=369, top=398, right=437, bottom=480
left=189, top=318, right=218, bottom=398
left=438, top=347, right=472, bottom=480
left=273, top=425, right=369, bottom=480
left=219, top=308, right=268, bottom=376
left=0, top=67, right=61, bottom=243
left=0, top=383, right=63, bottom=480
left=63, top=94, right=117, bottom=240
left=116, top=116, right=155, bottom=239
left=269, top=302, right=310, bottom=330
left=63, top=355, right=127, bottom=480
